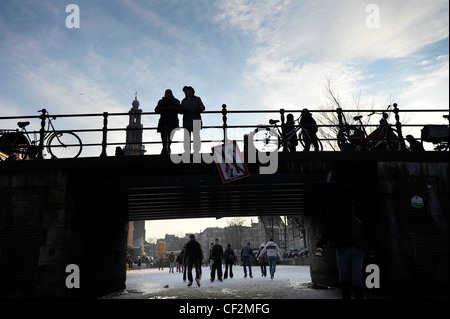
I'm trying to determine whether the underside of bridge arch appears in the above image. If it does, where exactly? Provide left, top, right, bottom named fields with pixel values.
left=66, top=153, right=377, bottom=221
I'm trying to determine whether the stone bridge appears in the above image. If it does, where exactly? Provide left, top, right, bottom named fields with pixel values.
left=0, top=151, right=448, bottom=298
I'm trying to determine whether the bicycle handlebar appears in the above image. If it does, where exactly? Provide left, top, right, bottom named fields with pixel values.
left=368, top=104, right=395, bottom=117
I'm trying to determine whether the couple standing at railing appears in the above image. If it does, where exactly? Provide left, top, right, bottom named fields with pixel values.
left=155, top=86, right=322, bottom=155
left=155, top=86, right=205, bottom=154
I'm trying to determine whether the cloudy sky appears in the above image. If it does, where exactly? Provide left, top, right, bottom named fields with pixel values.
left=1, top=0, right=448, bottom=238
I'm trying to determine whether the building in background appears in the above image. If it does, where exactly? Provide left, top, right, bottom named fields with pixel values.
left=124, top=94, right=146, bottom=258
left=123, top=93, right=146, bottom=156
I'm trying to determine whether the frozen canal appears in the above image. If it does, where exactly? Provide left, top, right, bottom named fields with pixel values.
left=103, top=265, right=343, bottom=299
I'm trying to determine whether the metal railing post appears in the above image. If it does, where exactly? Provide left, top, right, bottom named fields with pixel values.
left=100, top=112, right=108, bottom=157
left=392, top=103, right=407, bottom=151
left=36, top=110, right=46, bottom=160
left=336, top=107, right=346, bottom=149
left=222, top=104, right=228, bottom=144
left=279, top=109, right=288, bottom=152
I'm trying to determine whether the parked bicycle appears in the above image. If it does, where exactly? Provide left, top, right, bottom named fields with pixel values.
left=252, top=112, right=323, bottom=152
left=336, top=104, right=401, bottom=151
left=0, top=109, right=82, bottom=161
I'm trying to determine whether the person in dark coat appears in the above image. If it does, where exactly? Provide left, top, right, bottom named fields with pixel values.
left=299, top=108, right=319, bottom=151
left=316, top=193, right=373, bottom=299
left=180, top=86, right=205, bottom=153
left=405, top=135, right=425, bottom=151
left=180, top=243, right=187, bottom=281
left=155, top=89, right=180, bottom=154
left=223, top=243, right=236, bottom=279
left=210, top=238, right=224, bottom=282
left=282, top=113, right=298, bottom=152
left=184, top=234, right=203, bottom=287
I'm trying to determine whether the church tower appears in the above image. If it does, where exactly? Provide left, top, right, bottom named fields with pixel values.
left=123, top=93, right=146, bottom=156
left=124, top=93, right=147, bottom=258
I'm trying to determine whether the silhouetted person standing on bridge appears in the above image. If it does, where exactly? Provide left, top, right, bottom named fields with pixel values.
left=155, top=89, right=180, bottom=154
left=184, top=234, right=203, bottom=287
left=282, top=113, right=298, bottom=152
left=315, top=194, right=373, bottom=299
left=299, top=108, right=319, bottom=151
left=180, top=86, right=205, bottom=154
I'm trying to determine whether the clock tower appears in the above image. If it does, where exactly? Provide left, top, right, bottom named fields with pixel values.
left=124, top=93, right=146, bottom=156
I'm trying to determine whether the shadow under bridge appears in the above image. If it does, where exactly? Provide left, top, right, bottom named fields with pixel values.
left=69, top=152, right=378, bottom=221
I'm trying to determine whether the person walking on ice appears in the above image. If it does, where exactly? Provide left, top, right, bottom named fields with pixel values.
left=241, top=242, right=255, bottom=278
left=259, top=239, right=283, bottom=279
left=256, top=242, right=268, bottom=277
left=184, top=234, right=203, bottom=287
left=210, top=238, right=224, bottom=282
left=168, top=251, right=175, bottom=273
left=223, top=243, right=236, bottom=279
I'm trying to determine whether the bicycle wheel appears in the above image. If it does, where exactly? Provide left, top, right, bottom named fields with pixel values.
left=252, top=127, right=281, bottom=152
left=299, top=130, right=323, bottom=151
left=0, top=132, right=30, bottom=160
left=336, top=130, right=355, bottom=151
left=47, top=132, right=82, bottom=158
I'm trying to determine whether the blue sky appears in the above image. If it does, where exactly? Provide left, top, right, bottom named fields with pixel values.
left=1, top=1, right=448, bottom=131
left=1, top=0, right=448, bottom=237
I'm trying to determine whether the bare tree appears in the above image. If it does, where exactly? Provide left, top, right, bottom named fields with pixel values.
left=316, top=75, right=379, bottom=150
left=225, top=217, right=247, bottom=249
left=259, top=216, right=284, bottom=243
left=287, top=216, right=307, bottom=249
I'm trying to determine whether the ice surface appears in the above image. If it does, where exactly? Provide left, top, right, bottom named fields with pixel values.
left=104, top=265, right=343, bottom=299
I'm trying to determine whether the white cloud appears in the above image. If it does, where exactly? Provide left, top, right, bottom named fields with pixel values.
left=263, top=0, right=449, bottom=61
left=399, top=55, right=449, bottom=113
left=215, top=0, right=449, bottom=115
left=215, top=0, right=291, bottom=43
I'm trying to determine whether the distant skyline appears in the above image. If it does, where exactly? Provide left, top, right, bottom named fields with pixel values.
left=145, top=217, right=257, bottom=241
left=1, top=1, right=448, bottom=237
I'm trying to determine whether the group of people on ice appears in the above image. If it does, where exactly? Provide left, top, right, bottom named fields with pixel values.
left=179, top=234, right=283, bottom=287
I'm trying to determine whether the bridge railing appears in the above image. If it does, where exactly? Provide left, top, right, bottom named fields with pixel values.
left=0, top=105, right=448, bottom=158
